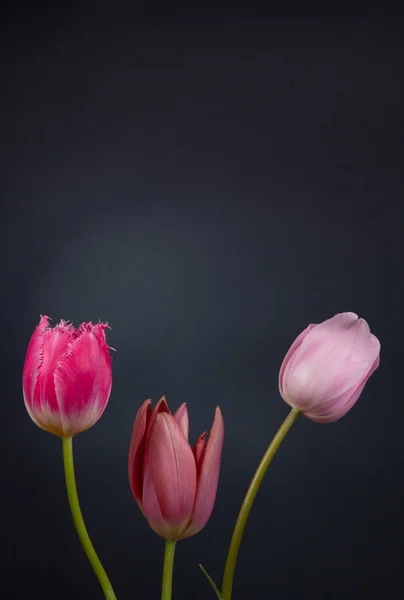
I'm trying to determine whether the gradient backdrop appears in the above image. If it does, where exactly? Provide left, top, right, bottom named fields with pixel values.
left=2, top=3, right=403, bottom=599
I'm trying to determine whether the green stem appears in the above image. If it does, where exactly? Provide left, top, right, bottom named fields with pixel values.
left=62, top=437, right=117, bottom=600
left=161, top=540, right=176, bottom=600
left=221, top=407, right=300, bottom=600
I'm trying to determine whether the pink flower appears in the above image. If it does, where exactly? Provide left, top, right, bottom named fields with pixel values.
left=279, top=312, right=380, bottom=423
left=129, top=397, right=224, bottom=541
left=23, top=315, right=113, bottom=437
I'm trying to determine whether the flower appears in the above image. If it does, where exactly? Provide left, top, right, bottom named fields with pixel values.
left=279, top=312, right=380, bottom=423
left=23, top=315, right=113, bottom=437
left=128, top=397, right=224, bottom=541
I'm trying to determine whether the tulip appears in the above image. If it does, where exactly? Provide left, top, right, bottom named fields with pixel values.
left=279, top=312, right=380, bottom=423
left=23, top=315, right=113, bottom=437
left=22, top=316, right=117, bottom=600
left=129, top=397, right=224, bottom=541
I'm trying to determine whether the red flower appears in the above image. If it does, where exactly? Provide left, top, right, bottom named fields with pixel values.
left=129, top=397, right=224, bottom=541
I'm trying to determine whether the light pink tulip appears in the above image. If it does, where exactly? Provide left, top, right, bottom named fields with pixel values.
left=128, top=397, right=224, bottom=541
left=23, top=315, right=113, bottom=437
left=279, top=312, right=380, bottom=423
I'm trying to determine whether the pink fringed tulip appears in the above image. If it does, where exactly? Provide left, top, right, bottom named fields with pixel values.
left=129, top=397, right=224, bottom=541
left=23, top=315, right=113, bottom=437
left=279, top=312, right=380, bottom=423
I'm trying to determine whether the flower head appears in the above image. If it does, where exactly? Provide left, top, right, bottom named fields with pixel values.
left=23, top=315, right=113, bottom=437
left=279, top=312, right=380, bottom=423
left=129, top=397, right=224, bottom=541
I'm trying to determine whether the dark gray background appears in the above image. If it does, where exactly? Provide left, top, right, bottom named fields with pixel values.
left=2, top=2, right=403, bottom=599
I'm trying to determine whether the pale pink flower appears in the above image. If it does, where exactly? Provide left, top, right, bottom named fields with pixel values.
left=279, top=312, right=380, bottom=423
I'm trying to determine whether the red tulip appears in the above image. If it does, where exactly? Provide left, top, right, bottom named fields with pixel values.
left=279, top=312, right=380, bottom=423
left=129, top=397, right=224, bottom=541
left=23, top=315, right=113, bottom=437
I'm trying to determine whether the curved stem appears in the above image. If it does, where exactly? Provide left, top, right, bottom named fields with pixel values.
left=221, top=407, right=300, bottom=600
left=161, top=540, right=176, bottom=600
left=62, top=437, right=117, bottom=600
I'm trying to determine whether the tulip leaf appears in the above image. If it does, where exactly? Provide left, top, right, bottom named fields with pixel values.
left=199, top=564, right=223, bottom=599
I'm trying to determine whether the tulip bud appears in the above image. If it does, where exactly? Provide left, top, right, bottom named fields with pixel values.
left=23, top=315, right=113, bottom=437
left=279, top=312, right=380, bottom=423
left=128, top=397, right=224, bottom=541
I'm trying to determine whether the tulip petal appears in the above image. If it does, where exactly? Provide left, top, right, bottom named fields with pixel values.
left=281, top=313, right=378, bottom=411
left=23, top=315, right=51, bottom=428
left=173, top=403, right=189, bottom=440
left=179, top=406, right=224, bottom=539
left=27, top=317, right=77, bottom=435
left=128, top=399, right=152, bottom=508
left=279, top=323, right=317, bottom=396
left=193, top=431, right=208, bottom=470
left=143, top=465, right=183, bottom=541
left=142, top=466, right=168, bottom=538
left=306, top=348, right=380, bottom=423
left=53, top=325, right=112, bottom=437
left=142, top=396, right=170, bottom=483
left=23, top=315, right=50, bottom=401
left=144, top=412, right=197, bottom=538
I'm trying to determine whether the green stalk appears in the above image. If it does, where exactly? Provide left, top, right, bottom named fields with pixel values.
left=161, top=541, right=176, bottom=600
left=221, top=407, right=300, bottom=600
left=62, top=437, right=117, bottom=600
